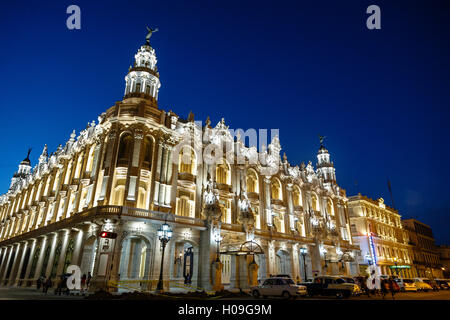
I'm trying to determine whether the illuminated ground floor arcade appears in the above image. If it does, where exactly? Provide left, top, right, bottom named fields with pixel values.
left=0, top=206, right=360, bottom=292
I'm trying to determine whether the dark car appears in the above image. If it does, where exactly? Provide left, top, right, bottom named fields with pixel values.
left=303, top=276, right=361, bottom=299
left=436, top=279, right=449, bottom=290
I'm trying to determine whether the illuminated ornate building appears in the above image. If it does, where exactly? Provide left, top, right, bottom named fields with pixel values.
left=0, top=35, right=359, bottom=292
left=348, top=194, right=414, bottom=278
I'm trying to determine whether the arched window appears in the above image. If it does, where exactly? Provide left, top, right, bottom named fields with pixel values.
left=271, top=178, right=282, bottom=200
left=311, top=194, right=319, bottom=211
left=74, top=154, right=83, bottom=178
left=293, top=186, right=302, bottom=206
left=246, top=170, right=259, bottom=193
left=112, top=185, right=125, bottom=206
left=142, top=136, right=154, bottom=170
left=137, top=186, right=147, bottom=209
left=117, top=133, right=133, bottom=167
left=216, top=162, right=230, bottom=185
left=327, top=199, right=334, bottom=216
left=86, top=144, right=96, bottom=172
left=178, top=146, right=196, bottom=175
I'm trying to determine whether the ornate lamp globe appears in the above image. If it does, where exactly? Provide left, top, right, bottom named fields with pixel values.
left=158, top=222, right=173, bottom=242
left=299, top=247, right=307, bottom=255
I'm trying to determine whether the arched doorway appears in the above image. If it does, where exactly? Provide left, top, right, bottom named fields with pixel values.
left=118, top=235, right=151, bottom=291
left=171, top=241, right=198, bottom=287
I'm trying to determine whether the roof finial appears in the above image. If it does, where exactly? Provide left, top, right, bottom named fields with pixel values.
left=319, top=135, right=326, bottom=147
left=26, top=148, right=32, bottom=160
left=145, top=26, right=159, bottom=45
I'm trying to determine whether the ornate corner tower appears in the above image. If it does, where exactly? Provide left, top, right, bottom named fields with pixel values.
left=123, top=28, right=161, bottom=108
left=316, top=136, right=337, bottom=187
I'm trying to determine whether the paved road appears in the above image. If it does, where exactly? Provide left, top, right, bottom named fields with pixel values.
left=0, top=287, right=83, bottom=300
left=351, top=290, right=450, bottom=300
left=0, top=287, right=449, bottom=300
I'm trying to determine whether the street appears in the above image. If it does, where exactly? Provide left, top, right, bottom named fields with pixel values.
left=0, top=287, right=449, bottom=300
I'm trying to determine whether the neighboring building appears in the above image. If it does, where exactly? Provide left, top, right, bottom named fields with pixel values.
left=0, top=34, right=359, bottom=292
left=437, top=245, right=450, bottom=278
left=348, top=194, right=414, bottom=278
left=402, top=219, right=443, bottom=279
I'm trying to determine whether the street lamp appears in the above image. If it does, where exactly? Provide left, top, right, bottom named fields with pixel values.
left=214, top=230, right=222, bottom=262
left=156, top=222, right=173, bottom=292
left=393, top=257, right=399, bottom=277
left=299, top=247, right=308, bottom=281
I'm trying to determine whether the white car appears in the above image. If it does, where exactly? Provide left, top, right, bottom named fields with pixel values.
left=396, top=278, right=417, bottom=292
left=251, top=277, right=307, bottom=299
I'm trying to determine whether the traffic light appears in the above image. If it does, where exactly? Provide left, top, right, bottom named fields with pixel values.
left=99, top=231, right=118, bottom=239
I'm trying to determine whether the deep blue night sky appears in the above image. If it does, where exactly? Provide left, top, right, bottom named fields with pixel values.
left=0, top=1, right=449, bottom=243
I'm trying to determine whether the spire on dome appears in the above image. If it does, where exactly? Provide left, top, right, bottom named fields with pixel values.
left=316, top=135, right=336, bottom=185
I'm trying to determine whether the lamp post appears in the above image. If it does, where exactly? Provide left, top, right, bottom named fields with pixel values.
left=214, top=230, right=222, bottom=262
left=299, top=247, right=308, bottom=281
left=393, top=257, right=399, bottom=277
left=156, top=222, right=173, bottom=292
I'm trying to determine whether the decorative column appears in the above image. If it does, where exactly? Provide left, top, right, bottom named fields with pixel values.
left=7, top=243, right=23, bottom=286
left=263, top=177, right=272, bottom=226
left=22, top=239, right=36, bottom=286
left=286, top=184, right=295, bottom=231
left=248, top=257, right=259, bottom=287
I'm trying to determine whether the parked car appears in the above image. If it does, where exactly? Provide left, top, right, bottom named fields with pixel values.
left=395, top=278, right=416, bottom=292
left=251, top=277, right=307, bottom=299
left=303, top=276, right=361, bottom=299
left=413, top=278, right=433, bottom=292
left=422, top=279, right=439, bottom=291
left=435, top=279, right=449, bottom=290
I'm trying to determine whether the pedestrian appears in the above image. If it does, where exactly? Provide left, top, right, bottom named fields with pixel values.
left=41, top=276, right=47, bottom=292
left=44, top=277, right=52, bottom=294
left=186, top=273, right=192, bottom=285
left=361, top=276, right=370, bottom=297
left=87, top=272, right=92, bottom=289
left=81, top=274, right=87, bottom=294
left=36, top=277, right=42, bottom=291
left=381, top=279, right=389, bottom=299
left=55, top=275, right=64, bottom=296
left=388, top=278, right=396, bottom=300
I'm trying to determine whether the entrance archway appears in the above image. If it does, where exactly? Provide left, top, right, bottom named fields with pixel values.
left=118, top=235, right=151, bottom=282
left=171, top=241, right=198, bottom=287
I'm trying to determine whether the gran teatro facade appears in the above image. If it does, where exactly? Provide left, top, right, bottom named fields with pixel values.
left=0, top=36, right=359, bottom=292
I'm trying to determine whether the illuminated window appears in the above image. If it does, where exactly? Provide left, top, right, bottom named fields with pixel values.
left=293, top=186, right=302, bottom=206
left=271, top=179, right=282, bottom=200
left=216, top=163, right=230, bottom=185
left=311, top=194, right=318, bottom=211
left=246, top=170, right=259, bottom=193
left=178, top=147, right=196, bottom=175
left=117, top=133, right=133, bottom=167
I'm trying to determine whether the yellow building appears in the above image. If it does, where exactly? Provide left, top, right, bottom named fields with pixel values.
left=348, top=194, right=414, bottom=278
